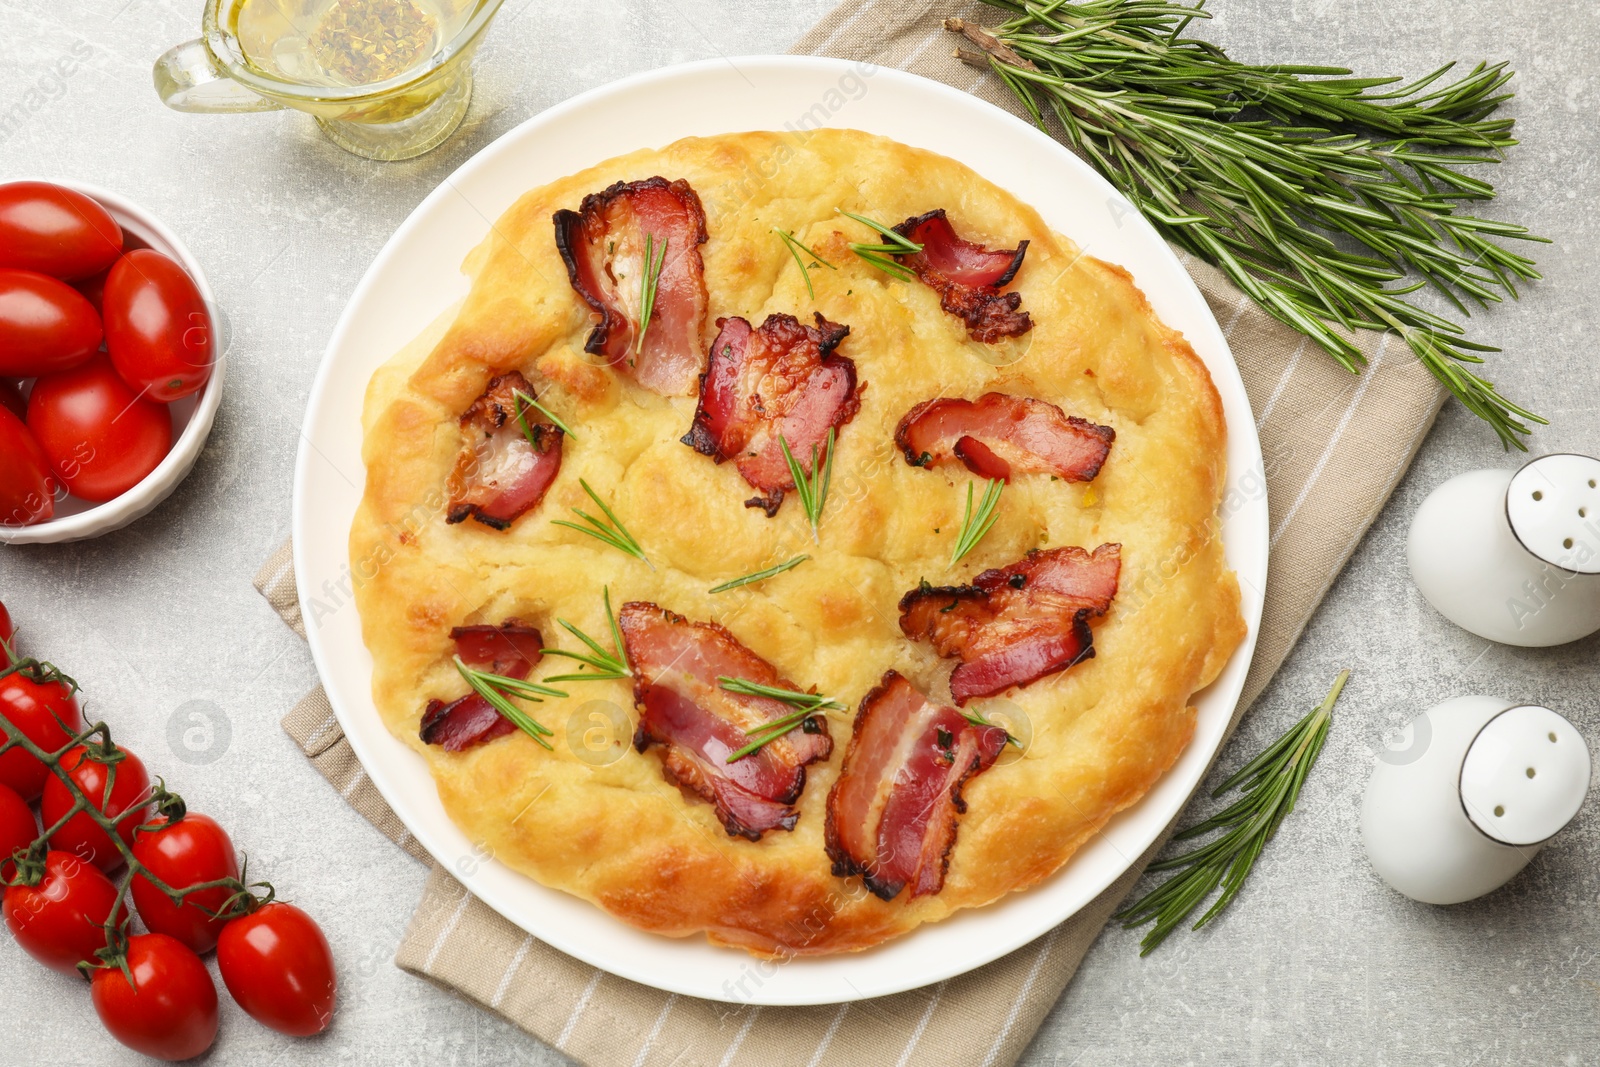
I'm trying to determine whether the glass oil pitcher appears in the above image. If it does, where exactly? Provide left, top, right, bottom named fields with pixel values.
left=154, top=0, right=505, bottom=161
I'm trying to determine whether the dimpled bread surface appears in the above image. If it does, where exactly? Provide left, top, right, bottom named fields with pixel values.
left=350, top=129, right=1246, bottom=956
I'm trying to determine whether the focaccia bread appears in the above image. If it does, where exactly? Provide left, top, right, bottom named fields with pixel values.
left=350, top=129, right=1246, bottom=956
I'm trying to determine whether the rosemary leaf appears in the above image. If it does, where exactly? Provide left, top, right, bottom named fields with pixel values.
left=962, top=705, right=1021, bottom=748
left=775, top=229, right=837, bottom=300
left=717, top=677, right=844, bottom=763
left=717, top=676, right=846, bottom=712
left=513, top=389, right=576, bottom=441
left=709, top=554, right=811, bottom=594
left=454, top=657, right=554, bottom=749
left=540, top=588, right=631, bottom=681
left=838, top=209, right=923, bottom=280
left=1115, top=669, right=1350, bottom=954
left=634, top=234, right=668, bottom=358
left=551, top=479, right=653, bottom=568
left=778, top=429, right=836, bottom=543
left=950, top=478, right=1004, bottom=564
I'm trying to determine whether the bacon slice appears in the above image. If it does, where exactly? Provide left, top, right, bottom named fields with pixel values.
left=896, top=393, right=1114, bottom=482
left=891, top=209, right=1032, bottom=343
left=553, top=177, right=709, bottom=396
left=420, top=620, right=544, bottom=752
left=618, top=602, right=832, bottom=840
left=680, top=313, right=861, bottom=516
left=446, top=372, right=564, bottom=531
left=825, top=671, right=1008, bottom=900
left=899, top=544, right=1121, bottom=704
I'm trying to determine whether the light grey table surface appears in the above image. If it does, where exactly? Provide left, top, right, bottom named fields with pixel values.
left=2, top=1, right=1597, bottom=1064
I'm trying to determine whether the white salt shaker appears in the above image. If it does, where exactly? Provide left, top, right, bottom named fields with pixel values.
left=1362, top=695, right=1591, bottom=904
left=1407, top=453, right=1600, bottom=646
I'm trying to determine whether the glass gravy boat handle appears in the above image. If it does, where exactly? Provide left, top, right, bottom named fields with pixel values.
left=154, top=39, right=286, bottom=114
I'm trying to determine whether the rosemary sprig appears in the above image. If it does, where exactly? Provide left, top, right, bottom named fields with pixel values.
left=951, top=2, right=1546, bottom=448
left=950, top=478, right=1004, bottom=564
left=634, top=234, right=668, bottom=358
left=708, top=554, right=811, bottom=594
left=717, top=676, right=845, bottom=763
left=514, top=389, right=576, bottom=441
left=551, top=478, right=653, bottom=568
left=778, top=428, right=836, bottom=544
left=540, top=587, right=632, bottom=682
left=838, top=209, right=922, bottom=281
left=453, top=656, right=556, bottom=750
left=1116, top=669, right=1350, bottom=954
left=774, top=229, right=837, bottom=300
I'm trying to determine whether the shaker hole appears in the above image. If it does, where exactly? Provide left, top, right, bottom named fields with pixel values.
left=1494, top=805, right=1506, bottom=817
left=1591, top=479, right=1597, bottom=488
left=1564, top=538, right=1575, bottom=549
left=1532, top=491, right=1544, bottom=501
left=1549, top=731, right=1559, bottom=742
left=1526, top=767, right=1537, bottom=778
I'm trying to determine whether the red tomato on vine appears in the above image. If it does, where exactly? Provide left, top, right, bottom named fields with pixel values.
left=42, top=743, right=151, bottom=872
left=2, top=849, right=124, bottom=974
left=91, top=933, right=219, bottom=1061
left=132, top=812, right=240, bottom=954
left=218, top=902, right=337, bottom=1036
left=0, top=663, right=83, bottom=800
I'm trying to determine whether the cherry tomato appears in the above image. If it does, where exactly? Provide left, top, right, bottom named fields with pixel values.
left=0, top=182, right=123, bottom=281
left=0, top=597, right=12, bottom=645
left=0, top=378, right=24, bottom=421
left=0, top=783, right=36, bottom=880
left=27, top=352, right=172, bottom=503
left=218, top=902, right=337, bottom=1036
left=132, top=813, right=240, bottom=955
left=0, top=268, right=102, bottom=377
left=91, top=933, right=219, bottom=1061
left=0, top=666, right=82, bottom=800
left=2, top=850, right=124, bottom=974
left=103, top=250, right=213, bottom=403
left=0, top=404, right=56, bottom=527
left=42, top=744, right=151, bottom=872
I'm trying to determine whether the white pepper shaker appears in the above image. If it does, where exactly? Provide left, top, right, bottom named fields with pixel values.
left=1362, top=695, right=1591, bottom=905
left=1407, top=453, right=1600, bottom=646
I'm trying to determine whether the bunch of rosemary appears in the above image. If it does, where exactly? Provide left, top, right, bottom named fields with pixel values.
left=948, top=1, right=1546, bottom=447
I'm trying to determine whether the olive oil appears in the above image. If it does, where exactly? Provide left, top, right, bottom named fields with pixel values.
left=234, top=0, right=476, bottom=87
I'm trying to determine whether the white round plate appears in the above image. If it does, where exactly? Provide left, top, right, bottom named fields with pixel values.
left=294, top=56, right=1267, bottom=1006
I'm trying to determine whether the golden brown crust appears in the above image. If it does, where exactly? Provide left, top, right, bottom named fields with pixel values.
left=350, top=130, right=1245, bottom=956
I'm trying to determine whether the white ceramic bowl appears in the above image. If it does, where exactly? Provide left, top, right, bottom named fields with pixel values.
left=1, top=181, right=224, bottom=545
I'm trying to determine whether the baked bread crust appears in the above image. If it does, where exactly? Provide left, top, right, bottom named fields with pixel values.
left=350, top=129, right=1246, bottom=956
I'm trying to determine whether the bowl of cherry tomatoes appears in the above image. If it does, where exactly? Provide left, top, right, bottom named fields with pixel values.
left=0, top=180, right=222, bottom=544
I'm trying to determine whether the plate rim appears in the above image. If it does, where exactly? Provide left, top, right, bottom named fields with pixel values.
left=293, top=54, right=1268, bottom=1005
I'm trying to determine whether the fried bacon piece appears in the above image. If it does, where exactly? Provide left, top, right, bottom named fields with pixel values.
left=895, top=393, right=1114, bottom=483
left=618, top=602, right=832, bottom=840
left=899, top=544, right=1121, bottom=704
left=680, top=313, right=861, bottom=516
left=553, top=177, right=709, bottom=396
left=420, top=621, right=544, bottom=752
left=891, top=209, right=1032, bottom=343
left=446, top=372, right=564, bottom=531
left=825, top=671, right=1008, bottom=900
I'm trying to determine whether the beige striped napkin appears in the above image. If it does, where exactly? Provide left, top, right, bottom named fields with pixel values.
left=252, top=3, right=1448, bottom=1062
